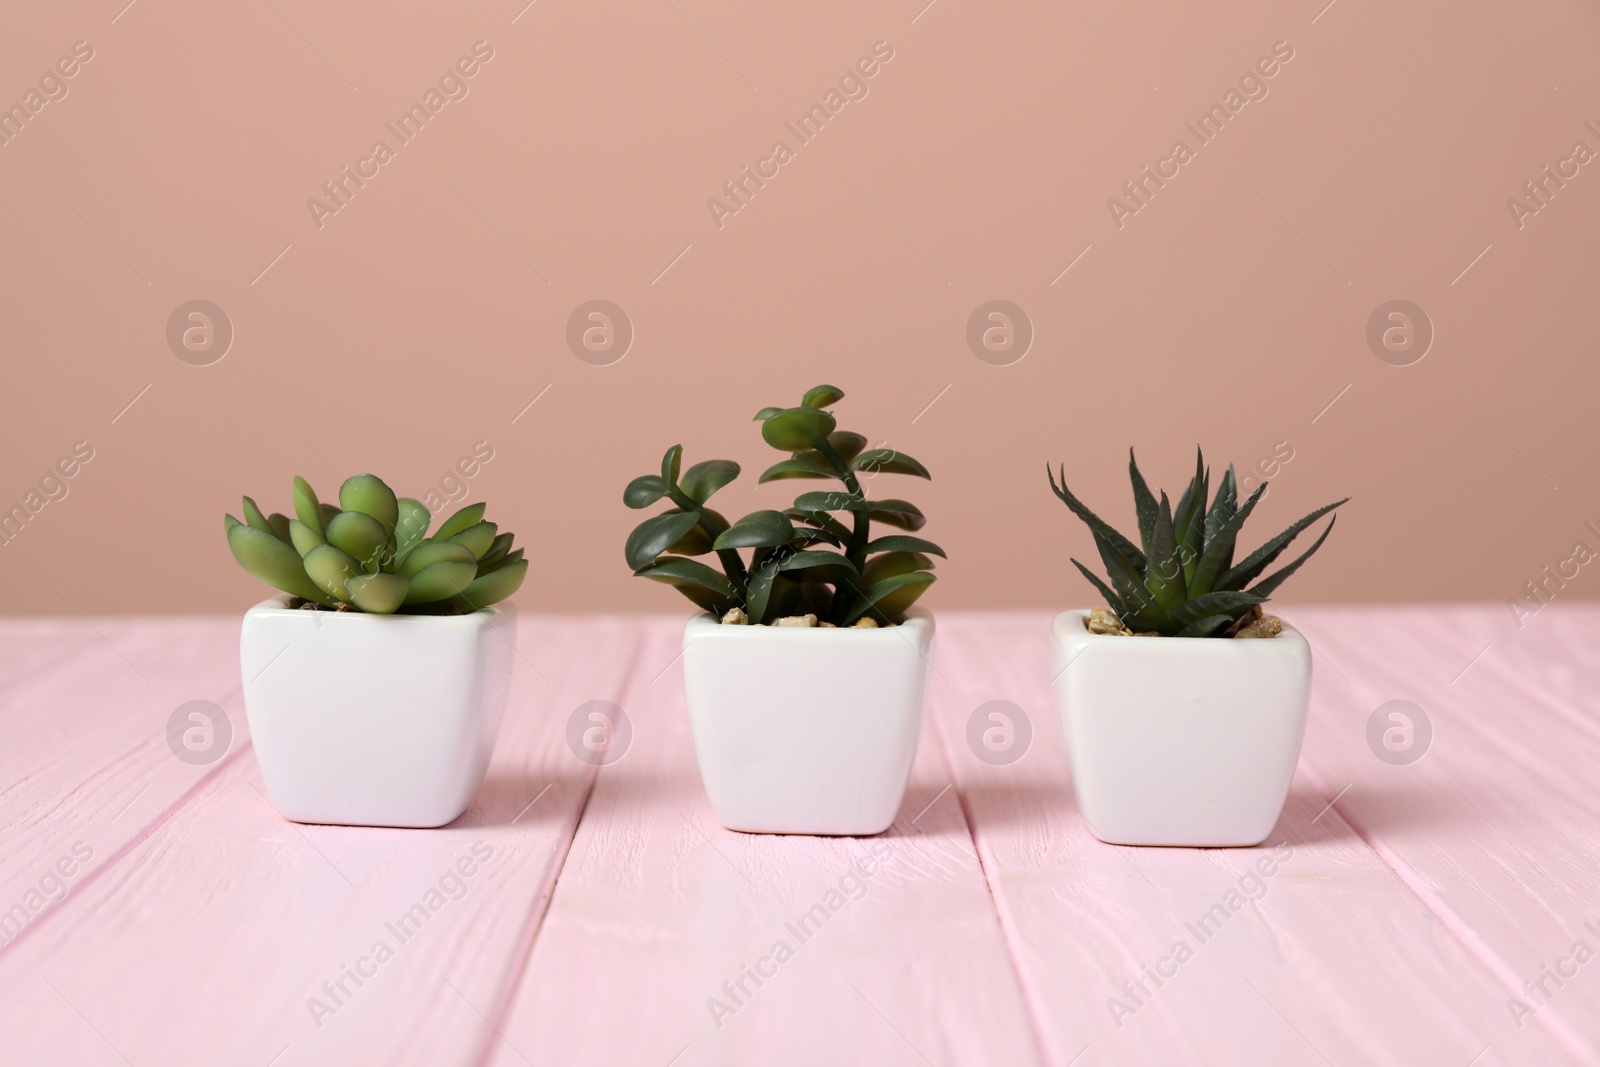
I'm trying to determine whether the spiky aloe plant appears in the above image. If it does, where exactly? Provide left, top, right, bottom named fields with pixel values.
left=624, top=384, right=942, bottom=625
left=224, top=474, right=526, bottom=614
left=1050, top=450, right=1346, bottom=637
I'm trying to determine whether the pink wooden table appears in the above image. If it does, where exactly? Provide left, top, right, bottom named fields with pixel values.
left=2, top=608, right=1597, bottom=1066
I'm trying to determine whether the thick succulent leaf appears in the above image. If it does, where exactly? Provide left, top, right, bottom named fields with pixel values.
left=626, top=511, right=701, bottom=570
left=1047, top=465, right=1147, bottom=570
left=477, top=532, right=515, bottom=570
left=346, top=572, right=409, bottom=614
left=1219, top=499, right=1349, bottom=592
left=434, top=502, right=487, bottom=543
left=394, top=497, right=431, bottom=561
left=288, top=519, right=325, bottom=558
left=842, top=571, right=935, bottom=626
left=853, top=450, right=931, bottom=479
left=399, top=541, right=476, bottom=578
left=241, top=496, right=276, bottom=538
left=790, top=525, right=843, bottom=548
left=227, top=523, right=337, bottom=606
left=446, top=520, right=499, bottom=560
left=224, top=513, right=242, bottom=533
left=865, top=535, right=945, bottom=558
left=712, top=509, right=796, bottom=550
left=339, top=474, right=399, bottom=532
left=863, top=550, right=932, bottom=587
left=1072, top=559, right=1126, bottom=618
left=1143, top=492, right=1186, bottom=610
left=825, top=432, right=867, bottom=463
left=302, top=545, right=361, bottom=603
left=1190, top=480, right=1268, bottom=597
left=868, top=499, right=926, bottom=532
left=752, top=406, right=784, bottom=421
left=633, top=556, right=737, bottom=614
left=777, top=549, right=859, bottom=578
left=1174, top=451, right=1208, bottom=585
left=761, top=407, right=837, bottom=451
left=325, top=510, right=388, bottom=568
left=1204, top=467, right=1238, bottom=548
left=660, top=444, right=683, bottom=487
left=1169, top=591, right=1267, bottom=630
left=744, top=552, right=779, bottom=622
left=319, top=502, right=341, bottom=528
left=681, top=459, right=741, bottom=502
left=801, top=384, right=845, bottom=409
left=1095, top=531, right=1162, bottom=630
left=624, top=474, right=668, bottom=509
left=758, top=457, right=836, bottom=483
left=792, top=490, right=866, bottom=514
left=1127, top=450, right=1161, bottom=559
left=784, top=508, right=852, bottom=540
left=266, top=513, right=292, bottom=543
left=446, top=557, right=527, bottom=612
left=666, top=521, right=714, bottom=556
left=404, top=560, right=477, bottom=604
left=1247, top=515, right=1340, bottom=599
left=478, top=547, right=524, bottom=577
left=1174, top=614, right=1235, bottom=638
left=292, top=477, right=324, bottom=538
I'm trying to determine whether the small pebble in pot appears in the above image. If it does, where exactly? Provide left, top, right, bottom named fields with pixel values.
left=720, top=607, right=749, bottom=625
left=774, top=614, right=819, bottom=627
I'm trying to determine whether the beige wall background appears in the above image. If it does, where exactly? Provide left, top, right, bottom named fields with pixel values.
left=1, top=0, right=1596, bottom=619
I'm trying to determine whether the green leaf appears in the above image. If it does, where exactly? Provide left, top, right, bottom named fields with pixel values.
left=477, top=532, right=515, bottom=570
left=712, top=509, right=796, bottom=550
left=666, top=521, right=714, bottom=556
left=292, top=477, right=324, bottom=538
left=404, top=560, right=477, bottom=604
left=744, top=551, right=780, bottom=621
left=325, top=510, right=388, bottom=568
left=777, top=549, right=859, bottom=578
left=1143, top=492, right=1186, bottom=610
left=758, top=457, right=836, bottom=483
left=1047, top=465, right=1146, bottom=570
left=339, top=474, right=399, bottom=532
left=790, top=525, right=843, bottom=548
left=399, top=541, right=476, bottom=578
left=865, top=535, right=945, bottom=558
left=680, top=459, right=741, bottom=502
left=868, top=499, right=926, bottom=531
left=302, top=545, right=361, bottom=603
left=801, top=384, right=845, bottom=409
left=1169, top=591, right=1266, bottom=631
left=1095, top=530, right=1161, bottom=630
left=1175, top=614, right=1235, bottom=638
left=761, top=407, right=837, bottom=451
left=1072, top=559, right=1125, bottom=617
left=853, top=450, right=931, bottom=479
left=434, top=502, right=487, bottom=542
left=793, top=490, right=866, bottom=514
left=446, top=520, right=498, bottom=560
left=1127, top=450, right=1160, bottom=560
left=661, top=444, right=683, bottom=487
left=346, top=572, right=408, bottom=614
left=624, top=475, right=668, bottom=510
left=633, top=557, right=737, bottom=614
left=288, top=519, right=325, bottom=558
left=1190, top=480, right=1268, bottom=597
left=394, top=497, right=431, bottom=562
left=227, top=523, right=337, bottom=606
left=477, top=547, right=524, bottom=577
left=266, top=512, right=292, bottom=543
left=842, top=571, right=935, bottom=625
left=785, top=508, right=852, bottom=540
left=1173, top=450, right=1208, bottom=585
left=753, top=406, right=784, bottom=421
left=862, top=551, right=931, bottom=587
left=241, top=496, right=275, bottom=537
left=825, top=432, right=867, bottom=462
left=626, top=511, right=702, bottom=570
left=1219, top=499, right=1348, bottom=592
left=446, top=557, right=527, bottom=612
left=1247, top=515, right=1340, bottom=599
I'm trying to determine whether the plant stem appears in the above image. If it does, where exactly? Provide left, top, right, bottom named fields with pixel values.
left=816, top=438, right=869, bottom=623
left=667, top=487, right=749, bottom=598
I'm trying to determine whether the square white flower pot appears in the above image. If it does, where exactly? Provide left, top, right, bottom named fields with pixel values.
left=240, top=597, right=517, bottom=828
left=1051, top=609, right=1311, bottom=847
left=682, top=612, right=933, bottom=835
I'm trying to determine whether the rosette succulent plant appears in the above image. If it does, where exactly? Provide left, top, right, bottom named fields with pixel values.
left=624, top=385, right=942, bottom=626
left=224, top=474, right=526, bottom=614
left=1051, top=449, right=1346, bottom=637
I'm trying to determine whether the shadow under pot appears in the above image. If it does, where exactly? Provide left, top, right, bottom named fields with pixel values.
left=1051, top=609, right=1311, bottom=847
left=240, top=597, right=516, bottom=828
left=681, top=611, right=934, bottom=836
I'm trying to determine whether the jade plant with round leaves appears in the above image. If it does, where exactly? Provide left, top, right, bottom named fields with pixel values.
left=623, top=385, right=943, bottom=626
left=224, top=474, right=526, bottom=614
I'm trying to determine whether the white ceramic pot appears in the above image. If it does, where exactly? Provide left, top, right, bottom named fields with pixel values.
left=1051, top=609, right=1311, bottom=847
left=682, top=612, right=933, bottom=835
left=240, top=597, right=516, bottom=828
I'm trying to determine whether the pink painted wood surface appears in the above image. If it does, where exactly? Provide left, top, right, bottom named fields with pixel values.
left=0, top=609, right=1596, bottom=1065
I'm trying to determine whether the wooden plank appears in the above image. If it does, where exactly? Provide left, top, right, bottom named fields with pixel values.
left=489, top=617, right=1043, bottom=1067
left=0, top=617, right=248, bottom=954
left=0, top=615, right=640, bottom=1067
left=926, top=612, right=1576, bottom=1067
left=1292, top=604, right=1600, bottom=1062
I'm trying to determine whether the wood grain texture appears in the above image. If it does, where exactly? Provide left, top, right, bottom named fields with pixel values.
left=487, top=617, right=1044, bottom=1067
left=926, top=612, right=1580, bottom=1067
left=0, top=616, right=637, bottom=1067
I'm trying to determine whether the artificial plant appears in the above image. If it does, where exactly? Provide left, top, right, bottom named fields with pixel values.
left=225, top=474, right=526, bottom=614
left=1051, top=449, right=1346, bottom=637
left=624, top=385, right=942, bottom=625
